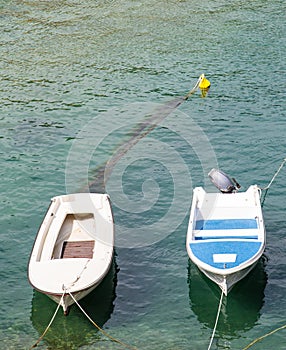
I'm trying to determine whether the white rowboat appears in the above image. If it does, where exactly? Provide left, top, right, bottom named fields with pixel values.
left=28, top=193, right=114, bottom=314
left=186, top=173, right=265, bottom=295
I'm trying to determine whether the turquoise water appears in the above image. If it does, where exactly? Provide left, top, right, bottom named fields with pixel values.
left=1, top=0, right=285, bottom=349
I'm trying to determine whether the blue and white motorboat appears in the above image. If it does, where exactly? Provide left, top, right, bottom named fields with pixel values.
left=186, top=169, right=266, bottom=295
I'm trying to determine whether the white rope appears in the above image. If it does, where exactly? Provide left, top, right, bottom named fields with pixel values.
left=184, top=74, right=204, bottom=99
left=68, top=291, right=137, bottom=350
left=260, top=157, right=286, bottom=206
left=207, top=290, right=224, bottom=350
left=29, top=290, right=65, bottom=349
left=262, top=157, right=286, bottom=191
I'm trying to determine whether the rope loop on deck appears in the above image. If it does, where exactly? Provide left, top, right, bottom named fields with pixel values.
left=63, top=259, right=91, bottom=291
left=29, top=290, right=65, bottom=349
left=68, top=291, right=138, bottom=350
left=207, top=290, right=224, bottom=350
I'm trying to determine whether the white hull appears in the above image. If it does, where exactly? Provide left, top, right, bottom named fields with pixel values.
left=48, top=282, right=102, bottom=314
left=186, top=185, right=265, bottom=295
left=198, top=261, right=258, bottom=295
left=28, top=193, right=114, bottom=314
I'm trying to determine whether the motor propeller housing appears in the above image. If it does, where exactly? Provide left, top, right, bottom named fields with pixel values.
left=208, top=168, right=241, bottom=193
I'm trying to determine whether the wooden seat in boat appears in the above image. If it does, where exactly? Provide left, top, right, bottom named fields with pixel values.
left=60, top=240, right=95, bottom=259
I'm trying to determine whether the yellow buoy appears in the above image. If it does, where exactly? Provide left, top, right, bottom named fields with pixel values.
left=184, top=73, right=211, bottom=100
left=199, top=74, right=211, bottom=90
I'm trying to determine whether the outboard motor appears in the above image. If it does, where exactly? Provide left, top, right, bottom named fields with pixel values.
left=208, top=168, right=240, bottom=193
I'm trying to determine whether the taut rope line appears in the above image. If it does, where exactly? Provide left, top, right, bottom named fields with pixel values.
left=68, top=291, right=138, bottom=350
left=261, top=157, right=286, bottom=206
left=261, top=157, right=286, bottom=191
left=207, top=290, right=224, bottom=350
left=242, top=323, right=286, bottom=350
left=29, top=290, right=65, bottom=349
left=242, top=157, right=286, bottom=348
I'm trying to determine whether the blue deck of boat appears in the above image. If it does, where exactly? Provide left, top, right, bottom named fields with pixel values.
left=189, top=241, right=262, bottom=269
left=195, top=219, right=258, bottom=231
left=190, top=218, right=262, bottom=269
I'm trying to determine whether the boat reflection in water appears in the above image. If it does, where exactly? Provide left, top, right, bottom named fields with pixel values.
left=188, top=256, right=267, bottom=337
left=31, top=258, right=118, bottom=350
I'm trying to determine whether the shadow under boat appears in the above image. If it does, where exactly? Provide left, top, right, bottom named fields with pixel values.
left=188, top=256, right=267, bottom=337
left=30, top=258, right=118, bottom=350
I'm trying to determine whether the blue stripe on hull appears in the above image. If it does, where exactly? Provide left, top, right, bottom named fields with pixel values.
left=195, top=219, right=258, bottom=230
left=189, top=241, right=262, bottom=269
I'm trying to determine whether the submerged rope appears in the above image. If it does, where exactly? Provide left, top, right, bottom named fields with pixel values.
left=29, top=290, right=65, bottom=349
left=89, top=74, right=208, bottom=192
left=68, top=291, right=138, bottom=350
left=207, top=290, right=224, bottom=350
left=242, top=323, right=286, bottom=350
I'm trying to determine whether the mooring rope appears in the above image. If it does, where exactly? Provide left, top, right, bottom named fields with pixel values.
left=261, top=157, right=286, bottom=191
left=243, top=157, right=286, bottom=348
left=68, top=291, right=138, bottom=350
left=207, top=290, right=224, bottom=350
left=242, top=323, right=286, bottom=350
left=260, top=157, right=286, bottom=206
left=29, top=290, right=65, bottom=349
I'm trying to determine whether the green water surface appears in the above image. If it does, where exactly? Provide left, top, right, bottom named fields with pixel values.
left=1, top=0, right=285, bottom=349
